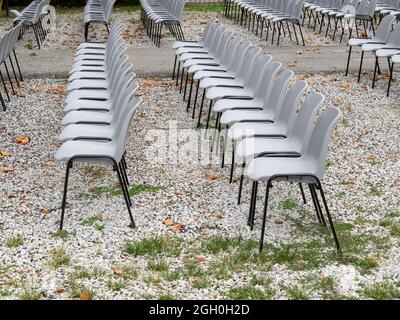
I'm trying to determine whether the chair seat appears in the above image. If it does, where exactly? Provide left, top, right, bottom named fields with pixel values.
left=59, top=124, right=114, bottom=141
left=172, top=41, right=203, bottom=49
left=213, top=98, right=263, bottom=113
left=220, top=109, right=274, bottom=126
left=64, top=99, right=112, bottom=112
left=236, top=137, right=299, bottom=159
left=65, top=90, right=110, bottom=105
left=55, top=140, right=117, bottom=164
left=246, top=156, right=319, bottom=182
left=67, top=79, right=109, bottom=92
left=199, top=78, right=244, bottom=90
left=61, top=110, right=113, bottom=126
left=68, top=71, right=107, bottom=82
left=206, top=87, right=254, bottom=101
left=193, top=69, right=233, bottom=81
left=228, top=121, right=287, bottom=141
left=183, top=58, right=220, bottom=69
left=189, top=64, right=227, bottom=74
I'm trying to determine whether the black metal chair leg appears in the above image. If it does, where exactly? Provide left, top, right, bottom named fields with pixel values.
left=197, top=89, right=206, bottom=127
left=192, top=80, right=200, bottom=119
left=115, top=163, right=135, bottom=227
left=345, top=46, right=352, bottom=76
left=60, top=161, right=72, bottom=230
left=3, top=61, right=16, bottom=95
left=259, top=182, right=271, bottom=252
left=237, top=162, right=245, bottom=205
left=299, top=183, right=307, bottom=204
left=0, top=69, right=10, bottom=101
left=13, top=50, right=23, bottom=82
left=317, top=183, right=341, bottom=254
left=358, top=51, right=364, bottom=83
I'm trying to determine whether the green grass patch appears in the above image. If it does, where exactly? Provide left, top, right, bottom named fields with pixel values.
left=148, top=259, right=170, bottom=272
left=19, top=287, right=42, bottom=300
left=362, top=282, right=400, bottom=300
left=107, top=280, right=127, bottom=292
left=226, top=284, right=275, bottom=300
left=282, top=199, right=298, bottom=210
left=49, top=247, right=70, bottom=269
left=80, top=184, right=166, bottom=199
left=5, top=235, right=24, bottom=248
left=284, top=285, right=310, bottom=300
left=124, top=236, right=181, bottom=257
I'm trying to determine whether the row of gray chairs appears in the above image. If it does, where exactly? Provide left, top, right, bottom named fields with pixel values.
left=84, top=0, right=117, bottom=42
left=55, top=22, right=141, bottom=230
left=303, top=0, right=377, bottom=43
left=0, top=22, right=24, bottom=111
left=345, top=14, right=400, bottom=96
left=223, top=0, right=306, bottom=46
left=172, top=20, right=342, bottom=253
left=11, top=0, right=51, bottom=49
left=140, top=0, right=187, bottom=47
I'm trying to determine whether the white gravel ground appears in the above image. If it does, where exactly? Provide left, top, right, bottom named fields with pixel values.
left=0, top=71, right=399, bottom=300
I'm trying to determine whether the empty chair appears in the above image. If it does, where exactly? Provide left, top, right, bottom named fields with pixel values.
left=245, top=107, right=342, bottom=253
left=84, top=0, right=117, bottom=42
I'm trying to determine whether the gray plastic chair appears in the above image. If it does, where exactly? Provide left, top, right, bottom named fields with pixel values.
left=84, top=0, right=117, bottom=42
left=55, top=95, right=142, bottom=230
left=245, top=107, right=342, bottom=253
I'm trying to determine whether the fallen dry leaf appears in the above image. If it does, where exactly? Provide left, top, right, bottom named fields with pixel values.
left=215, top=211, right=223, bottom=220
left=172, top=223, right=183, bottom=233
left=15, top=92, right=25, bottom=98
left=16, top=135, right=30, bottom=145
left=0, top=151, right=11, bottom=158
left=79, top=290, right=91, bottom=300
left=163, top=217, right=175, bottom=226
left=54, top=288, right=65, bottom=294
left=340, top=82, right=350, bottom=90
left=43, top=160, right=55, bottom=167
left=51, top=85, right=64, bottom=95
left=113, top=268, right=124, bottom=276
left=274, top=218, right=284, bottom=225
left=0, top=166, right=15, bottom=173
left=195, top=256, right=207, bottom=263
left=205, top=174, right=219, bottom=181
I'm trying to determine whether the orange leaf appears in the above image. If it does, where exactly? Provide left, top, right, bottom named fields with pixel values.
left=16, top=135, right=30, bottom=145
left=163, top=218, right=175, bottom=226
left=205, top=174, right=219, bottom=181
left=340, top=82, right=350, bottom=90
left=172, top=223, right=183, bottom=233
left=195, top=256, right=207, bottom=263
left=51, top=85, right=64, bottom=95
left=0, top=150, right=10, bottom=158
left=113, top=268, right=124, bottom=276
left=0, top=166, right=15, bottom=173
left=79, top=290, right=91, bottom=300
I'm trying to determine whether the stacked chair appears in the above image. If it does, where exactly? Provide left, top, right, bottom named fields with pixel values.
left=303, top=0, right=377, bottom=43
left=172, top=20, right=342, bottom=253
left=12, top=0, right=51, bottom=49
left=140, top=0, right=187, bottom=47
left=55, top=22, right=141, bottom=230
left=84, top=0, right=117, bottom=42
left=223, top=0, right=306, bottom=46
left=0, top=22, right=24, bottom=112
left=345, top=14, right=400, bottom=96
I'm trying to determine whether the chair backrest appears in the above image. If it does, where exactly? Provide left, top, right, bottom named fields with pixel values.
left=246, top=54, right=273, bottom=89
left=221, top=35, right=242, bottom=66
left=305, top=107, right=341, bottom=178
left=112, top=81, right=139, bottom=124
left=289, top=92, right=324, bottom=144
left=113, top=95, right=142, bottom=162
left=214, top=30, right=234, bottom=59
left=275, top=80, right=308, bottom=128
left=386, top=22, right=400, bottom=46
left=254, top=61, right=282, bottom=100
left=264, top=70, right=294, bottom=113
left=374, top=14, right=395, bottom=42
left=104, top=0, right=117, bottom=21
left=237, top=46, right=262, bottom=80
left=228, top=39, right=252, bottom=71
left=201, top=20, right=217, bottom=43
left=205, top=24, right=224, bottom=50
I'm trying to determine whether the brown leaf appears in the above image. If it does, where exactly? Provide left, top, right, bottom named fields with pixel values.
left=16, top=135, right=30, bottom=145
left=43, top=160, right=55, bottom=167
left=194, top=256, right=207, bottom=263
left=51, top=85, right=64, bottom=95
left=295, top=50, right=304, bottom=55
left=205, top=174, right=219, bottom=181
left=54, top=288, right=65, bottom=294
left=340, top=82, right=350, bottom=90
left=174, top=191, right=184, bottom=196
left=274, top=218, right=284, bottom=225
left=113, top=268, right=124, bottom=276
left=0, top=150, right=11, bottom=158
left=0, top=166, right=15, bottom=173
left=215, top=211, right=223, bottom=220
left=79, top=290, right=91, bottom=300
left=163, top=218, right=175, bottom=226
left=16, top=92, right=25, bottom=98
left=172, top=223, right=183, bottom=233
